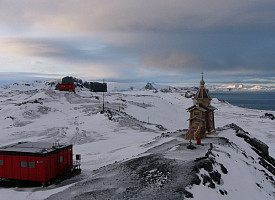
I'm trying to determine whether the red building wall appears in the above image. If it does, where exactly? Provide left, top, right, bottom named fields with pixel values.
left=0, top=155, right=3, bottom=178
left=59, top=84, right=75, bottom=91
left=4, top=155, right=13, bottom=179
left=0, top=146, right=73, bottom=182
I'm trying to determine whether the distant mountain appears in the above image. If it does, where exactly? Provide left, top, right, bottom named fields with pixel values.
left=209, top=83, right=275, bottom=92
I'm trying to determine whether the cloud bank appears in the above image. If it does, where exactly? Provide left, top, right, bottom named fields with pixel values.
left=0, top=0, right=274, bottom=83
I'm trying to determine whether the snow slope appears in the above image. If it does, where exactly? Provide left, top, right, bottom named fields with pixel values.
left=0, top=81, right=274, bottom=199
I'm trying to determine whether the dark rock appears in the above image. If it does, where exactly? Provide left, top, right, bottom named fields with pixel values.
left=242, top=152, right=248, bottom=158
left=160, top=89, right=171, bottom=93
left=208, top=182, right=215, bottom=188
left=220, top=164, right=228, bottom=174
left=187, top=144, right=196, bottom=150
left=259, top=158, right=275, bottom=176
left=145, top=83, right=156, bottom=90
left=209, top=171, right=221, bottom=184
left=46, top=81, right=56, bottom=87
left=209, top=157, right=216, bottom=164
left=17, top=99, right=43, bottom=106
left=62, top=76, right=75, bottom=84
left=156, top=125, right=167, bottom=131
left=192, top=166, right=200, bottom=173
left=265, top=113, right=275, bottom=120
left=201, top=174, right=212, bottom=185
left=219, top=189, right=228, bottom=195
left=217, top=98, right=228, bottom=103
left=210, top=143, right=213, bottom=149
left=232, top=123, right=269, bottom=156
left=190, top=175, right=201, bottom=185
left=256, top=183, right=263, bottom=189
left=227, top=123, right=249, bottom=135
left=83, top=81, right=90, bottom=89
left=236, top=132, right=249, bottom=139
left=205, top=150, right=214, bottom=158
left=183, top=190, right=193, bottom=198
left=195, top=156, right=208, bottom=162
left=5, top=116, right=15, bottom=120
left=105, top=109, right=113, bottom=120
left=195, top=159, right=213, bottom=172
left=264, top=172, right=274, bottom=181
left=227, top=123, right=275, bottom=180
left=55, top=83, right=59, bottom=90
left=245, top=137, right=269, bottom=156
left=185, top=92, right=194, bottom=98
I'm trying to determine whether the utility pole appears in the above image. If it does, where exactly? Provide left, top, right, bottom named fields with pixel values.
left=102, top=79, right=105, bottom=113
left=102, top=91, right=105, bottom=112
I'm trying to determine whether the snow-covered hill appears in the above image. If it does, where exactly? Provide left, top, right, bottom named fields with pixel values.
left=0, top=81, right=274, bottom=199
left=209, top=83, right=275, bottom=92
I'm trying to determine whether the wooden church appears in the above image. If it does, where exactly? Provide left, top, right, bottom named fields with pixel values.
left=186, top=73, right=216, bottom=140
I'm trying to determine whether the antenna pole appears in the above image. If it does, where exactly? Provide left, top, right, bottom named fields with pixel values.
left=103, top=91, right=105, bottom=112
left=102, top=79, right=105, bottom=112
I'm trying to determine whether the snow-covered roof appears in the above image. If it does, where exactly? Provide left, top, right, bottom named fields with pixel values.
left=0, top=141, right=71, bottom=155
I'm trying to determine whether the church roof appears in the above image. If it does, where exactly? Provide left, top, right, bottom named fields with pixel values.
left=187, top=102, right=217, bottom=111
left=194, top=72, right=212, bottom=100
left=208, top=105, right=217, bottom=110
left=188, top=116, right=205, bottom=121
left=187, top=105, right=207, bottom=112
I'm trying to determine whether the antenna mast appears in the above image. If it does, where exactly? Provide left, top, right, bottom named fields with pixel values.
left=102, top=79, right=105, bottom=113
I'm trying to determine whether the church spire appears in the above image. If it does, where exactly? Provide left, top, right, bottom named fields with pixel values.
left=200, top=72, right=205, bottom=86
left=194, top=72, right=211, bottom=100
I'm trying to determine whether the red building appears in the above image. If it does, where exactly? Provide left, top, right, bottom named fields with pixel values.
left=59, top=84, right=75, bottom=92
left=0, top=142, right=73, bottom=185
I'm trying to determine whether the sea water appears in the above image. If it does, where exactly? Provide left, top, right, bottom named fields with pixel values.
left=210, top=91, right=275, bottom=111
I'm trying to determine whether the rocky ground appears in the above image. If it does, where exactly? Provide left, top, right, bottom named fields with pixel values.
left=46, top=125, right=275, bottom=200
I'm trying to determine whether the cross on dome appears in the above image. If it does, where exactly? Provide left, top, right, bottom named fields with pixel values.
left=200, top=72, right=205, bottom=86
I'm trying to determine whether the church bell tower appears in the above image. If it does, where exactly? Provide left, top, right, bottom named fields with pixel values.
left=186, top=73, right=216, bottom=140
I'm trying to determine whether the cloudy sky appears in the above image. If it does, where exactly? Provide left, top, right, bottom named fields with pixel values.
left=0, top=0, right=275, bottom=85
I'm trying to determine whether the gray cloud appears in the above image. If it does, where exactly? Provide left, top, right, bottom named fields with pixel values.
left=0, top=72, right=62, bottom=85
left=1, top=0, right=275, bottom=32
left=0, top=0, right=275, bottom=83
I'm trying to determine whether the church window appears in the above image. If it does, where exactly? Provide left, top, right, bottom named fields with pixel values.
left=194, top=111, right=200, bottom=116
left=194, top=122, right=200, bottom=127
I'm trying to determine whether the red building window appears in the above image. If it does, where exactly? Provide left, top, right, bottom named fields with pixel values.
left=21, top=161, right=27, bottom=168
left=29, top=162, right=35, bottom=168
left=60, top=156, right=63, bottom=163
left=0, top=160, right=3, bottom=165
